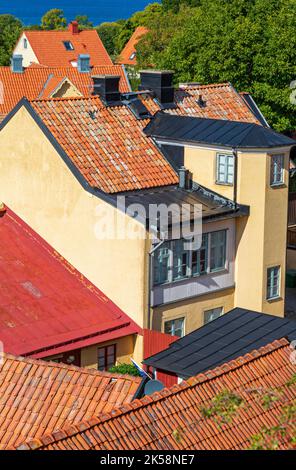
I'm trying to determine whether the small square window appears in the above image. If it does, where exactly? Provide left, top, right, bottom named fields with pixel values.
left=204, top=307, right=223, bottom=325
left=164, top=318, right=185, bottom=337
left=267, top=266, right=281, bottom=300
left=216, top=153, right=234, bottom=185
left=63, top=41, right=74, bottom=51
left=270, top=154, right=284, bottom=186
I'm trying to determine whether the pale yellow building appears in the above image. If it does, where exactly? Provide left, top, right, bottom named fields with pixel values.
left=0, top=75, right=294, bottom=362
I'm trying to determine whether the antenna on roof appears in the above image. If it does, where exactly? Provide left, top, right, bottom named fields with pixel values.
left=144, top=379, right=165, bottom=396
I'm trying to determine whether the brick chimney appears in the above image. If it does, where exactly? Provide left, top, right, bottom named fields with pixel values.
left=69, top=21, right=79, bottom=35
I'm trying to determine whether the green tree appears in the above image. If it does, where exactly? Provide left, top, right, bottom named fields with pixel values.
left=108, top=364, right=141, bottom=377
left=75, top=15, right=93, bottom=29
left=0, top=14, right=23, bottom=66
left=162, top=0, right=201, bottom=12
left=41, top=9, right=67, bottom=30
left=96, top=22, right=122, bottom=56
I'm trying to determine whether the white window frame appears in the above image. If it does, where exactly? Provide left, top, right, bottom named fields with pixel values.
left=216, top=153, right=234, bottom=185
left=153, top=230, right=227, bottom=286
left=204, top=307, right=224, bottom=325
left=270, top=154, right=285, bottom=187
left=267, top=266, right=281, bottom=300
left=164, top=317, right=185, bottom=337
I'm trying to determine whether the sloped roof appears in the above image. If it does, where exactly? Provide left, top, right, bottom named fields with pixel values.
left=20, top=29, right=112, bottom=67
left=16, top=339, right=296, bottom=450
left=144, top=308, right=296, bottom=378
left=0, top=206, right=141, bottom=358
left=28, top=96, right=178, bottom=193
left=0, top=352, right=141, bottom=450
left=117, top=27, right=149, bottom=66
left=144, top=112, right=295, bottom=149
left=0, top=65, right=130, bottom=117
left=142, top=83, right=263, bottom=124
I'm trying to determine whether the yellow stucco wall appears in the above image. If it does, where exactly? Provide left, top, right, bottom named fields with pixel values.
left=0, top=106, right=149, bottom=330
left=80, top=334, right=136, bottom=369
left=184, top=145, right=290, bottom=317
left=185, top=146, right=234, bottom=200
left=152, top=287, right=235, bottom=333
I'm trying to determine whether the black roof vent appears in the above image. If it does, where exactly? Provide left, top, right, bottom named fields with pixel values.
left=92, top=75, right=121, bottom=105
left=197, top=93, right=206, bottom=108
left=139, top=70, right=175, bottom=105
left=121, top=93, right=151, bottom=120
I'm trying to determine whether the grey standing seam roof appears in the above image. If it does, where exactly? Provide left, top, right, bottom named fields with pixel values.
left=144, top=112, right=295, bottom=149
left=143, top=308, right=296, bottom=379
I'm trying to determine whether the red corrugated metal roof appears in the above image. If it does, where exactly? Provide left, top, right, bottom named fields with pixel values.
left=0, top=206, right=141, bottom=357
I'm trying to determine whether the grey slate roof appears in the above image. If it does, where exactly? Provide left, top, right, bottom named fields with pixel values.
left=143, top=308, right=296, bottom=379
left=144, top=112, right=295, bottom=149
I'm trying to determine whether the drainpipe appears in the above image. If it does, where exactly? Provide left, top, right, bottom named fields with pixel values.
left=147, top=240, right=165, bottom=330
left=232, top=147, right=238, bottom=209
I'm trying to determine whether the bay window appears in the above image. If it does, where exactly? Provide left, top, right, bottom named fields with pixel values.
left=153, top=230, right=227, bottom=286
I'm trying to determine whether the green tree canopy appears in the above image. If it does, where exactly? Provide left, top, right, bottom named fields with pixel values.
left=75, top=15, right=93, bottom=29
left=0, top=14, right=23, bottom=66
left=96, top=22, right=122, bottom=56
left=137, top=0, right=296, bottom=132
left=41, top=9, right=67, bottom=30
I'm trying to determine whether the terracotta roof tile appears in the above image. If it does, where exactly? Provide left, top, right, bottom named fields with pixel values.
left=19, top=29, right=112, bottom=67
left=117, top=27, right=149, bottom=66
left=0, top=206, right=141, bottom=358
left=29, top=96, right=178, bottom=193
left=142, top=82, right=261, bottom=124
left=0, top=65, right=130, bottom=116
left=17, top=339, right=296, bottom=450
left=0, top=353, right=141, bottom=450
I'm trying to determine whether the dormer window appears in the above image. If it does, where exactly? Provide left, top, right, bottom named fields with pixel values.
left=23, top=38, right=28, bottom=49
left=63, top=41, right=74, bottom=51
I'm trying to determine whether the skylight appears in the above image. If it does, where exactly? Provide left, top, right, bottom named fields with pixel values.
left=63, top=41, right=74, bottom=51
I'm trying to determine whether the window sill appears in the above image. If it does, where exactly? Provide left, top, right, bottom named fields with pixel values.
left=270, top=183, right=286, bottom=189
left=266, top=296, right=282, bottom=303
left=215, top=181, right=234, bottom=187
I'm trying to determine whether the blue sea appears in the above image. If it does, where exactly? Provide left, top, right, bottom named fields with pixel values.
left=0, top=1, right=154, bottom=26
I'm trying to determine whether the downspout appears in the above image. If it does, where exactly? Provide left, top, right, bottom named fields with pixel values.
left=147, top=239, right=165, bottom=330
left=232, top=147, right=238, bottom=209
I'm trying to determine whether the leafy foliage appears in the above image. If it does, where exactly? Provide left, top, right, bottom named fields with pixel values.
left=0, top=15, right=23, bottom=66
left=96, top=22, right=122, bottom=57
left=41, top=9, right=67, bottom=30
left=200, top=390, right=244, bottom=425
left=75, top=15, right=93, bottom=30
left=137, top=0, right=296, bottom=132
left=108, top=363, right=141, bottom=377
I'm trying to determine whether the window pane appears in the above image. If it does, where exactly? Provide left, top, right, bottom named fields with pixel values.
left=164, top=318, right=184, bottom=337
left=204, top=307, right=223, bottom=325
left=192, top=234, right=208, bottom=275
left=217, top=154, right=234, bottom=184
left=210, top=231, right=227, bottom=272
left=173, top=240, right=189, bottom=280
left=271, top=155, right=284, bottom=185
left=267, top=266, right=280, bottom=299
left=154, top=242, right=170, bottom=285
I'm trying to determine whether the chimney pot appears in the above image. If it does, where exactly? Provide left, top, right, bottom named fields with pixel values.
left=69, top=21, right=79, bottom=35
left=11, top=54, right=23, bottom=73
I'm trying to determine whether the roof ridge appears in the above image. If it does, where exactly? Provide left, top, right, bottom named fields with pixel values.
left=0, top=351, right=141, bottom=381
left=17, top=338, right=289, bottom=450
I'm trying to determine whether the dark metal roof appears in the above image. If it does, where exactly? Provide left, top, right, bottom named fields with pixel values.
left=144, top=112, right=295, bottom=149
left=110, top=183, right=249, bottom=226
left=143, top=308, right=296, bottom=379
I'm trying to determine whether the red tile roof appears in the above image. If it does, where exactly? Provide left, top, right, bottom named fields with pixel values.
left=0, top=206, right=141, bottom=358
left=29, top=96, right=178, bottom=193
left=0, top=352, right=141, bottom=449
left=117, top=27, right=149, bottom=66
left=142, top=83, right=261, bottom=124
left=0, top=65, right=130, bottom=117
left=17, top=339, right=296, bottom=450
left=19, top=28, right=112, bottom=67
